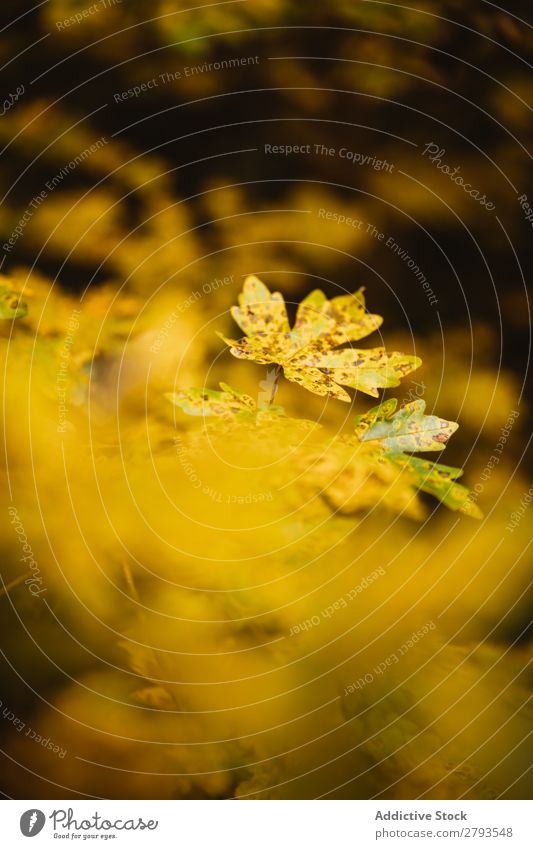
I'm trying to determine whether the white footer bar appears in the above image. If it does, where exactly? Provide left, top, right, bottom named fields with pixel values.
left=2, top=799, right=530, bottom=848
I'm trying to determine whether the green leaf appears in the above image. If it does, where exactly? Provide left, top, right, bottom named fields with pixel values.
left=222, top=276, right=421, bottom=400
left=357, top=399, right=459, bottom=452
left=312, top=399, right=481, bottom=519
left=390, top=455, right=482, bottom=519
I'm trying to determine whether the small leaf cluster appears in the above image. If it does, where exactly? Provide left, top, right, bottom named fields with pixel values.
left=168, top=276, right=481, bottom=519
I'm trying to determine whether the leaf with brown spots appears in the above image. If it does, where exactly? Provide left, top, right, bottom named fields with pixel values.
left=221, top=276, right=421, bottom=400
left=354, top=398, right=459, bottom=452
left=389, top=455, right=482, bottom=518
left=165, top=383, right=258, bottom=419
left=309, top=399, right=481, bottom=519
left=0, top=280, right=27, bottom=320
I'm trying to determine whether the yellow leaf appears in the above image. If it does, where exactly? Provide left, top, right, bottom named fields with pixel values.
left=222, top=276, right=421, bottom=400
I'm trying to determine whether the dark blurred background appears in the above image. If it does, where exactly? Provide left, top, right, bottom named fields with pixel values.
left=1, top=1, right=531, bottom=364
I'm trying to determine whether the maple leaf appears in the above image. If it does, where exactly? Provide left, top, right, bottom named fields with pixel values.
left=164, top=282, right=479, bottom=520
left=390, top=455, right=482, bottom=518
left=354, top=398, right=459, bottom=452
left=166, top=382, right=255, bottom=418
left=220, top=276, right=421, bottom=401
left=0, top=281, right=27, bottom=320
left=166, top=382, right=285, bottom=419
left=165, top=385, right=322, bottom=450
left=314, top=399, right=482, bottom=519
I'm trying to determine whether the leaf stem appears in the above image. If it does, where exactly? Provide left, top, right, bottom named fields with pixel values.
left=268, top=365, right=283, bottom=406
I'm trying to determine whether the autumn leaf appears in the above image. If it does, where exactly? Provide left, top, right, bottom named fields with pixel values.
left=313, top=399, right=482, bottom=519
left=165, top=286, right=479, bottom=520
left=165, top=383, right=292, bottom=421
left=0, top=281, right=27, bottom=320
left=220, top=276, right=421, bottom=400
left=354, top=398, right=459, bottom=452
left=166, top=383, right=258, bottom=418
left=388, top=455, right=482, bottom=519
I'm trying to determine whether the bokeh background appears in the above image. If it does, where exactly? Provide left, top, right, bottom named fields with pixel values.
left=0, top=0, right=531, bottom=799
